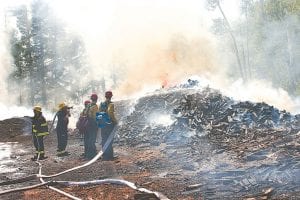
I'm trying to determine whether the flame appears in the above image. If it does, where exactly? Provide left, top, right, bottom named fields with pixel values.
left=161, top=73, right=169, bottom=88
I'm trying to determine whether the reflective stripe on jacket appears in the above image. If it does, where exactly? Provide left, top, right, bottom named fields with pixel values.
left=32, top=115, right=49, bottom=137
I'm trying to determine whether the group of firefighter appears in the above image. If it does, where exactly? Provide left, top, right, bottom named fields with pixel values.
left=30, top=91, right=117, bottom=161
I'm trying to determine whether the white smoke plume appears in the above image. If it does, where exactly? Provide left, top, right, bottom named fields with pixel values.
left=1, top=0, right=300, bottom=118
left=0, top=15, right=11, bottom=104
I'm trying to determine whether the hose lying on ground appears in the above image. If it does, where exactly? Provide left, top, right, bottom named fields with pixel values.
left=0, top=182, right=51, bottom=195
left=38, top=158, right=81, bottom=200
left=55, top=179, right=170, bottom=200
left=40, top=126, right=116, bottom=178
left=0, top=127, right=170, bottom=200
left=0, top=178, right=170, bottom=200
left=0, top=128, right=116, bottom=184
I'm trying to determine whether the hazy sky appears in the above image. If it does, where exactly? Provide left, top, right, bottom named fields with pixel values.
left=1, top=0, right=241, bottom=28
left=0, top=0, right=241, bottom=70
left=1, top=0, right=300, bottom=115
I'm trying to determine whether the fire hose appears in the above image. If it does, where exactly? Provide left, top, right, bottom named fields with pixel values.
left=0, top=126, right=170, bottom=200
left=38, top=160, right=81, bottom=200
left=0, top=179, right=170, bottom=200
left=48, top=112, right=57, bottom=133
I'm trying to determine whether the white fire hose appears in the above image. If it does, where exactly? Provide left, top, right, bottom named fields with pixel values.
left=0, top=126, right=170, bottom=200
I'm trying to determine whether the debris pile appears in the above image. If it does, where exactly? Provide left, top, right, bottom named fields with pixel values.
left=0, top=118, right=29, bottom=141
left=0, top=85, right=299, bottom=199
left=115, top=86, right=300, bottom=199
left=117, top=87, right=299, bottom=145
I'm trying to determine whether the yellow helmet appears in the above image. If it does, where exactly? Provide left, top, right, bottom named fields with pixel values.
left=58, top=102, right=66, bottom=110
left=33, top=106, right=42, bottom=112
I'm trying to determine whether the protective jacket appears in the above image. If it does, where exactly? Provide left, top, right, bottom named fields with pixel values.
left=99, top=101, right=117, bottom=124
left=32, top=115, right=49, bottom=137
left=88, top=103, right=99, bottom=120
left=84, top=102, right=98, bottom=159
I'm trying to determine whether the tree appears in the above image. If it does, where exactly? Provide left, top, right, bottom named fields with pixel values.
left=207, top=0, right=245, bottom=81
left=246, top=0, right=300, bottom=94
left=9, top=0, right=89, bottom=107
left=9, top=5, right=34, bottom=106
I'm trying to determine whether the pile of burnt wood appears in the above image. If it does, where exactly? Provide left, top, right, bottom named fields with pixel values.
left=116, top=87, right=300, bottom=146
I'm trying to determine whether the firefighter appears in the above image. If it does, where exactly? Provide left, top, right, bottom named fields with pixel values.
left=79, top=100, right=91, bottom=158
left=56, top=102, right=70, bottom=157
left=85, top=94, right=99, bottom=159
left=99, top=91, right=117, bottom=161
left=31, top=106, right=49, bottom=161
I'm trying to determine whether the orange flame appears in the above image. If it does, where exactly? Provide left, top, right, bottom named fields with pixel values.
left=160, top=73, right=169, bottom=88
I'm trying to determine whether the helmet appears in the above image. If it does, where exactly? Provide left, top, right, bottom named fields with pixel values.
left=91, top=93, right=98, bottom=100
left=84, top=100, right=91, bottom=105
left=105, top=91, right=113, bottom=98
left=33, top=106, right=42, bottom=112
left=58, top=102, right=66, bottom=110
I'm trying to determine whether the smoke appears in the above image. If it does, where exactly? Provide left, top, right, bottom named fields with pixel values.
left=49, top=0, right=218, bottom=98
left=1, top=0, right=300, bottom=118
left=0, top=103, right=53, bottom=121
left=148, top=112, right=175, bottom=127
left=216, top=79, right=298, bottom=113
left=115, top=34, right=219, bottom=98
left=0, top=17, right=11, bottom=104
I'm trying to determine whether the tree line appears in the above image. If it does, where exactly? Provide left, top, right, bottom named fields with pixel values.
left=7, top=0, right=300, bottom=109
left=7, top=0, right=108, bottom=109
left=208, top=0, right=300, bottom=94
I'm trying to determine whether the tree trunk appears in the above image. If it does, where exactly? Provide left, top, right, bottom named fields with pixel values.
left=24, top=7, right=35, bottom=106
left=259, top=0, right=265, bottom=20
left=217, top=1, right=245, bottom=80
left=286, top=23, right=296, bottom=94
left=245, top=3, right=252, bottom=79
left=40, top=41, right=47, bottom=106
left=241, top=45, right=248, bottom=81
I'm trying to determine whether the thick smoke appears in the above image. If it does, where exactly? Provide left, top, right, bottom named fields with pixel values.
left=55, top=0, right=220, bottom=98
left=1, top=0, right=300, bottom=117
left=0, top=16, right=11, bottom=104
left=216, top=79, right=297, bottom=113
left=115, top=34, right=219, bottom=97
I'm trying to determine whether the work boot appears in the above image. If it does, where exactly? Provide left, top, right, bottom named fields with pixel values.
left=31, top=155, right=38, bottom=161
left=57, top=151, right=70, bottom=157
left=113, top=155, right=119, bottom=161
left=39, top=154, right=48, bottom=160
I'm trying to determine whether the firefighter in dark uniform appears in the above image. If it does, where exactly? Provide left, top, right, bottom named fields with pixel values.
left=56, top=102, right=70, bottom=157
left=78, top=100, right=91, bottom=158
left=31, top=106, right=49, bottom=161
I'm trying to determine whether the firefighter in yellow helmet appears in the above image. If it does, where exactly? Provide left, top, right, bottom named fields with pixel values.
left=56, top=102, right=71, bottom=157
left=31, top=106, right=49, bottom=161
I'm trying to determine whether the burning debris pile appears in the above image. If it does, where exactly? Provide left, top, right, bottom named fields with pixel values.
left=0, top=85, right=299, bottom=199
left=116, top=86, right=299, bottom=146
left=115, top=86, right=300, bottom=199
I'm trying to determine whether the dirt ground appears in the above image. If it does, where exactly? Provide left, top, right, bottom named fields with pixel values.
left=0, top=101, right=299, bottom=200
left=0, top=118, right=192, bottom=200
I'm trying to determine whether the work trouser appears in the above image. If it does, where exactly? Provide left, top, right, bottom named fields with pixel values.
left=33, top=134, right=45, bottom=157
left=101, top=123, right=115, bottom=161
left=57, top=127, right=68, bottom=154
left=85, top=119, right=98, bottom=159
left=82, top=129, right=88, bottom=157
